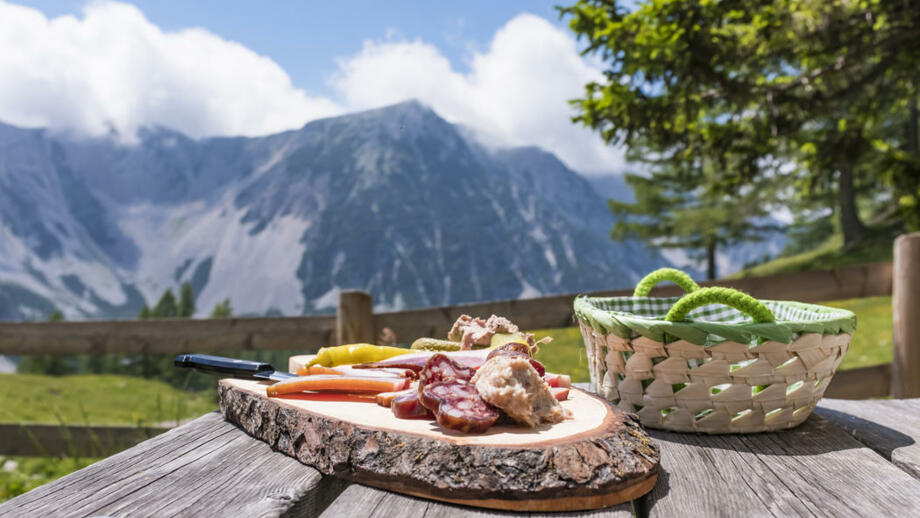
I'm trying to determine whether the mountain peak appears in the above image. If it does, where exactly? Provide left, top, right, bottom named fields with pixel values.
left=379, top=98, right=434, bottom=114
left=361, top=99, right=442, bottom=125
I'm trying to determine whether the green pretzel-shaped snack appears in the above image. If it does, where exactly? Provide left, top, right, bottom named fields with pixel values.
left=633, top=268, right=701, bottom=297
left=665, top=287, right=775, bottom=323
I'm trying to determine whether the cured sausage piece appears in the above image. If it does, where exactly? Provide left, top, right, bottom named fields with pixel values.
left=376, top=388, right=414, bottom=408
left=486, top=342, right=546, bottom=377
left=353, top=351, right=488, bottom=373
left=391, top=390, right=434, bottom=419
left=472, top=356, right=568, bottom=427
left=486, top=342, right=532, bottom=359
left=419, top=381, right=499, bottom=433
left=418, top=353, right=475, bottom=391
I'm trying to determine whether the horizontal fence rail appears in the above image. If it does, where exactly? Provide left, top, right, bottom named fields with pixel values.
left=375, top=261, right=893, bottom=342
left=0, top=315, right=335, bottom=356
left=0, top=262, right=893, bottom=356
left=0, top=423, right=170, bottom=457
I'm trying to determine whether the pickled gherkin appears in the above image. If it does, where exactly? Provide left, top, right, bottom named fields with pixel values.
left=410, top=337, right=463, bottom=351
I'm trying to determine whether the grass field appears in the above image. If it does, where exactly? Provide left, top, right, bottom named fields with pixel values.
left=0, top=374, right=217, bottom=502
left=733, top=231, right=894, bottom=278
left=1, top=456, right=98, bottom=502
left=0, top=374, right=216, bottom=426
left=533, top=295, right=892, bottom=382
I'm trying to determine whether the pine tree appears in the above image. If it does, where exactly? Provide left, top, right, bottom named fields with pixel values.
left=153, top=289, right=178, bottom=318
left=20, top=309, right=72, bottom=375
left=609, top=167, right=780, bottom=280
left=145, top=294, right=179, bottom=379
left=210, top=298, right=233, bottom=318
left=137, top=304, right=152, bottom=319
left=178, top=282, right=196, bottom=318
left=562, top=0, right=920, bottom=243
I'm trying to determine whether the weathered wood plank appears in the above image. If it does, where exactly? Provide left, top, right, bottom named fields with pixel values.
left=0, top=413, right=346, bottom=518
left=318, top=483, right=634, bottom=518
left=816, top=398, right=920, bottom=480
left=375, top=262, right=892, bottom=342
left=823, top=363, right=891, bottom=399
left=0, top=315, right=335, bottom=355
left=642, top=414, right=920, bottom=517
left=892, top=232, right=920, bottom=397
left=0, top=422, right=170, bottom=457
left=337, top=290, right=375, bottom=344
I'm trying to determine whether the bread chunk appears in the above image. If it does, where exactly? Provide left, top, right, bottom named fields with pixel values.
left=472, top=356, right=570, bottom=427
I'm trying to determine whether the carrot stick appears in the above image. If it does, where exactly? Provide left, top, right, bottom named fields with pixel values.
left=266, top=375, right=409, bottom=397
left=295, top=365, right=345, bottom=376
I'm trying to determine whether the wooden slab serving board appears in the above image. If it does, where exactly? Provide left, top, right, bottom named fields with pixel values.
left=218, top=357, right=659, bottom=512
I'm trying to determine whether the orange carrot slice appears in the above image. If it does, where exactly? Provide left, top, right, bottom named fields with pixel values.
left=295, top=365, right=345, bottom=376
left=266, top=375, right=409, bottom=397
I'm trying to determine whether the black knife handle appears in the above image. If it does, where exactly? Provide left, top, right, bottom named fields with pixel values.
left=174, top=354, right=276, bottom=379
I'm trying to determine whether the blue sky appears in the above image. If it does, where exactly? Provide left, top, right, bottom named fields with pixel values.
left=1, top=1, right=627, bottom=174
left=20, top=1, right=568, bottom=99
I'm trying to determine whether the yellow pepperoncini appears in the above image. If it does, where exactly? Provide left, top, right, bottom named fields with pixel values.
left=307, top=343, right=412, bottom=367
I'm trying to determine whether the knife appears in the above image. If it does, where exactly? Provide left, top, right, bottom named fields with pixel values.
left=174, top=353, right=298, bottom=382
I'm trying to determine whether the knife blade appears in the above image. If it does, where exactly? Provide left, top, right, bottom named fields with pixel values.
left=174, top=353, right=298, bottom=382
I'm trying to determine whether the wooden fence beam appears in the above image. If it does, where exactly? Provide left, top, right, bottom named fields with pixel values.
left=0, top=423, right=170, bottom=457
left=0, top=316, right=336, bottom=356
left=375, top=262, right=893, bottom=342
left=0, top=262, right=893, bottom=356
left=336, top=291, right=375, bottom=345
left=825, top=363, right=891, bottom=399
left=892, top=232, right=920, bottom=398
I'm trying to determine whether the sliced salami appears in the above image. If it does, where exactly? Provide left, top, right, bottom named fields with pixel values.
left=353, top=351, right=488, bottom=373
left=391, top=390, right=434, bottom=419
left=419, top=381, right=499, bottom=434
left=486, top=342, right=546, bottom=376
left=418, top=353, right=475, bottom=391
left=376, top=388, right=414, bottom=408
left=486, top=341, right=532, bottom=359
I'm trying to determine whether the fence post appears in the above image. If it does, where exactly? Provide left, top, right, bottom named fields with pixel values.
left=892, top=232, right=920, bottom=398
left=336, top=290, right=375, bottom=345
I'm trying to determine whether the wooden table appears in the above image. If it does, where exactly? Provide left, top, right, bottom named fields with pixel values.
left=3, top=396, right=919, bottom=518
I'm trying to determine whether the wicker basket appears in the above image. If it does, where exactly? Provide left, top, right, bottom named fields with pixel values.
left=574, top=268, right=856, bottom=434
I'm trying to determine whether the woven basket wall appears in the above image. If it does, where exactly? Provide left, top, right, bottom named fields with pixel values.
left=575, top=296, right=856, bottom=434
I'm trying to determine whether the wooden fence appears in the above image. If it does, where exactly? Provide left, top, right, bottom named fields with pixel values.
left=1, top=232, right=918, bottom=456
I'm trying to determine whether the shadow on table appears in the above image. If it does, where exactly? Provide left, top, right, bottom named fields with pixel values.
left=633, top=466, right=669, bottom=518
left=646, top=412, right=915, bottom=457
left=813, top=406, right=917, bottom=460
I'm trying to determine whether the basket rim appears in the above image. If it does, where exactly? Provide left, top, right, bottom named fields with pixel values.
left=573, top=295, right=856, bottom=345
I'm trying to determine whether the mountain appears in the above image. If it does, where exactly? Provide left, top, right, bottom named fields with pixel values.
left=585, top=174, right=633, bottom=204
left=0, top=101, right=668, bottom=320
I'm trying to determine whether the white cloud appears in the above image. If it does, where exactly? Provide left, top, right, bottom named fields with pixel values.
left=0, top=1, right=341, bottom=140
left=331, top=14, right=627, bottom=174
left=0, top=3, right=626, bottom=173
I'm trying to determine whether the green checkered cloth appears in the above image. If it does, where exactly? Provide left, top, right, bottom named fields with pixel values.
left=590, top=296, right=850, bottom=324
left=574, top=296, right=856, bottom=345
